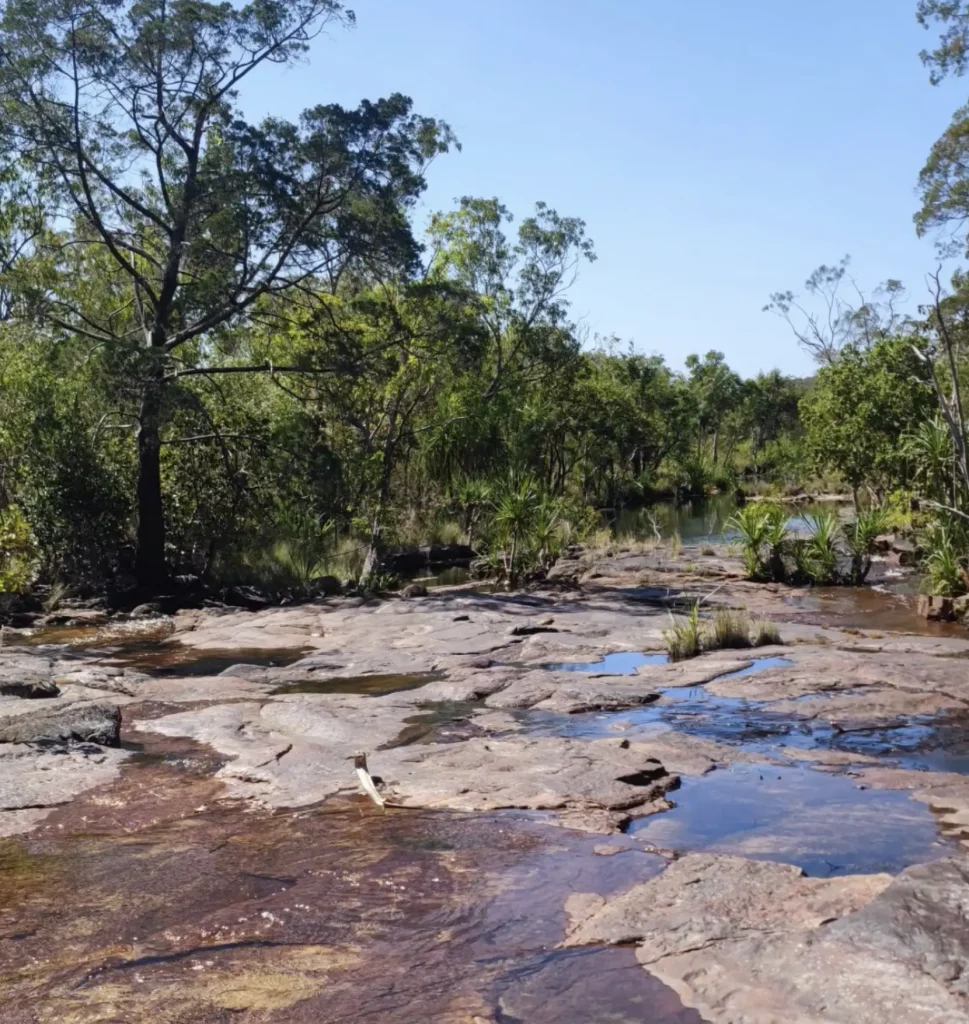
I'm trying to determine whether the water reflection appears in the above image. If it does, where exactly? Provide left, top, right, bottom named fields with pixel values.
left=608, top=496, right=835, bottom=548
left=630, top=763, right=956, bottom=877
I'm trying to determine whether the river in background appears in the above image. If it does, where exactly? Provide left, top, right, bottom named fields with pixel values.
left=608, top=495, right=847, bottom=548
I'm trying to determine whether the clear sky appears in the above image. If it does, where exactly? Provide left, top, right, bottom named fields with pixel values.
left=247, top=0, right=966, bottom=378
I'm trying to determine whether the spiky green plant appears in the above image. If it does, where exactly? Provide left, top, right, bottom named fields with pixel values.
left=491, top=476, right=543, bottom=586
left=763, top=505, right=790, bottom=582
left=903, top=416, right=954, bottom=504
left=531, top=497, right=564, bottom=570
left=792, top=510, right=841, bottom=584
left=727, top=505, right=773, bottom=580
left=844, top=505, right=895, bottom=585
left=921, top=524, right=967, bottom=597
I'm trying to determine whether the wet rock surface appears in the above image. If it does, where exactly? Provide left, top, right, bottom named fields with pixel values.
left=3, top=548, right=969, bottom=1021
left=565, top=854, right=969, bottom=1023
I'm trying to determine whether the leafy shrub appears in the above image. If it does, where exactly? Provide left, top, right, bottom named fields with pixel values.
left=0, top=505, right=36, bottom=594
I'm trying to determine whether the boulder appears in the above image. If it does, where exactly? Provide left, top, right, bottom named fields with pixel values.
left=426, top=544, right=475, bottom=566
left=893, top=539, right=918, bottom=566
left=0, top=702, right=121, bottom=746
left=221, top=586, right=272, bottom=610
left=917, top=595, right=956, bottom=622
left=40, top=609, right=109, bottom=627
left=130, top=602, right=163, bottom=619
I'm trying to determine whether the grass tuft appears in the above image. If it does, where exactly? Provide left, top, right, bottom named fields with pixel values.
left=663, top=602, right=704, bottom=661
left=712, top=608, right=753, bottom=649
left=752, top=618, right=782, bottom=647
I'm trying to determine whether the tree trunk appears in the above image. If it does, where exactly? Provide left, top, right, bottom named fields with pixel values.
left=134, top=379, right=167, bottom=590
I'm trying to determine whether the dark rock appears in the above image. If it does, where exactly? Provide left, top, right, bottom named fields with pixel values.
left=41, top=608, right=109, bottom=627
left=917, top=595, right=956, bottom=622
left=380, top=547, right=426, bottom=576
left=873, top=533, right=895, bottom=554
left=453, top=614, right=470, bottom=622
left=0, top=701, right=121, bottom=746
left=1, top=678, right=60, bottom=700
left=221, top=586, right=271, bottom=611
left=7, top=612, right=42, bottom=629
left=426, top=544, right=475, bottom=566
left=130, top=602, right=163, bottom=619
left=402, top=584, right=428, bottom=599
left=509, top=624, right=560, bottom=636
left=893, top=539, right=918, bottom=566
left=308, top=575, right=342, bottom=597
left=547, top=559, right=583, bottom=584
left=381, top=544, right=476, bottom=576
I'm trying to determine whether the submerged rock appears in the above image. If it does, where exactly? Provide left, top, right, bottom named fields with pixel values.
left=0, top=701, right=121, bottom=746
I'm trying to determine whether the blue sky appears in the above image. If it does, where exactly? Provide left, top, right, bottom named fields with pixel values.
left=248, top=0, right=965, bottom=378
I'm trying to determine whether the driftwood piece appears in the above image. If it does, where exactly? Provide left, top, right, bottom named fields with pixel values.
left=352, top=751, right=385, bottom=808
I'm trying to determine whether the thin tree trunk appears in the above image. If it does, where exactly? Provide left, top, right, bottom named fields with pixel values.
left=134, top=378, right=167, bottom=589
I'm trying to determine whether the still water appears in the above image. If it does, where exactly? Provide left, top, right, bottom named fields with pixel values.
left=608, top=496, right=838, bottom=548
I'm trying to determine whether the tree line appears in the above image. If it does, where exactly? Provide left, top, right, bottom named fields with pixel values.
left=1, top=0, right=968, bottom=597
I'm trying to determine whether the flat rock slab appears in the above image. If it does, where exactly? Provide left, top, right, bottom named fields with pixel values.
left=0, top=651, right=59, bottom=699
left=0, top=742, right=127, bottom=835
left=387, top=736, right=678, bottom=831
left=564, top=853, right=969, bottom=1024
left=141, top=697, right=678, bottom=832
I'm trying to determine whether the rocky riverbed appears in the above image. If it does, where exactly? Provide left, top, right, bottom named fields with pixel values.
left=3, top=544, right=969, bottom=1021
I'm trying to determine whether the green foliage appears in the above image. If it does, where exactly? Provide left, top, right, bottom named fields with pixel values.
left=0, top=505, right=35, bottom=594
left=920, top=522, right=969, bottom=597
left=793, top=511, right=841, bottom=585
left=800, top=339, right=935, bottom=498
left=728, top=504, right=789, bottom=582
left=844, top=505, right=896, bottom=585
left=903, top=416, right=954, bottom=504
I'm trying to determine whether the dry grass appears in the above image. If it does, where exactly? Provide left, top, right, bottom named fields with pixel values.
left=712, top=609, right=753, bottom=649
left=663, top=603, right=704, bottom=661
left=752, top=618, right=782, bottom=647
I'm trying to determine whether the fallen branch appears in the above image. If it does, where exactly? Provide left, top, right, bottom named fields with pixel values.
left=352, top=751, right=385, bottom=808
